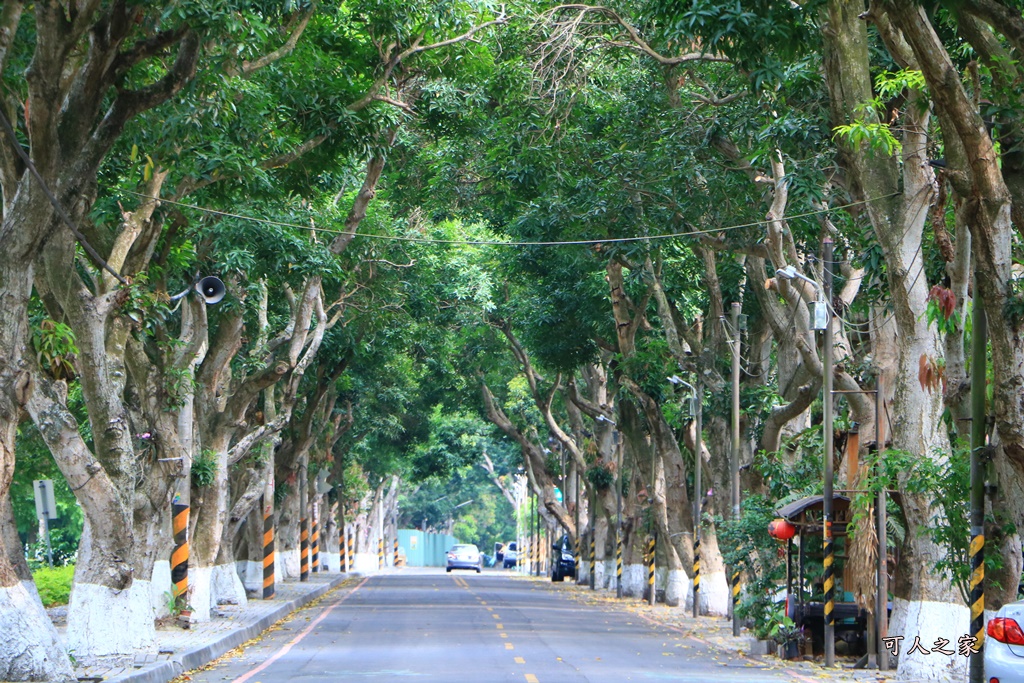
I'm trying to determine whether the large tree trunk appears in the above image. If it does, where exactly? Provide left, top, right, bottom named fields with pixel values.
left=823, top=4, right=966, bottom=679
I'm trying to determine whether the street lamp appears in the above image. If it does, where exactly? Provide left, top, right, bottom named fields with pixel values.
left=778, top=253, right=836, bottom=664
left=775, top=265, right=828, bottom=331
left=668, top=375, right=703, bottom=617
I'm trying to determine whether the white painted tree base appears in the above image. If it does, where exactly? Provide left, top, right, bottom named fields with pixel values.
left=0, top=581, right=75, bottom=681
left=188, top=566, right=214, bottom=622
left=66, top=580, right=156, bottom=667
left=150, top=560, right=172, bottom=618
left=621, top=564, right=646, bottom=597
left=664, top=569, right=690, bottom=607
left=696, top=571, right=730, bottom=616
left=592, top=560, right=606, bottom=588
left=890, top=598, right=968, bottom=681
left=281, top=548, right=301, bottom=578
left=237, top=560, right=263, bottom=594
left=601, top=560, right=617, bottom=590
left=211, top=563, right=247, bottom=607
left=352, top=552, right=378, bottom=573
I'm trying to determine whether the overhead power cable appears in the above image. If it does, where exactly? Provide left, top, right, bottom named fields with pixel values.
left=118, top=189, right=900, bottom=248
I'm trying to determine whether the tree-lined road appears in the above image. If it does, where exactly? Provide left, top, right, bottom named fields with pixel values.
left=186, top=571, right=835, bottom=683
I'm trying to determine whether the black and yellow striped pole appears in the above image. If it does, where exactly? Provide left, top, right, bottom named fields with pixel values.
left=968, top=266, right=987, bottom=683
left=732, top=568, right=741, bottom=627
left=393, top=537, right=399, bottom=567
left=347, top=532, right=354, bottom=572
left=647, top=535, right=656, bottom=606
left=589, top=530, right=596, bottom=590
left=574, top=535, right=580, bottom=582
left=311, top=515, right=320, bottom=573
left=377, top=536, right=384, bottom=570
left=171, top=500, right=189, bottom=602
left=262, top=498, right=275, bottom=599
left=300, top=518, right=309, bottom=581
left=692, top=535, right=701, bottom=618
left=615, top=531, right=622, bottom=599
left=823, top=532, right=835, bottom=658
left=339, top=526, right=347, bottom=573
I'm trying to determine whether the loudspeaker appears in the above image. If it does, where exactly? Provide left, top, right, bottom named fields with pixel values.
left=195, top=276, right=226, bottom=304
left=315, top=468, right=333, bottom=494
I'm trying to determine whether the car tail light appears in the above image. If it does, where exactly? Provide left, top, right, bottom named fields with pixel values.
left=987, top=616, right=1024, bottom=645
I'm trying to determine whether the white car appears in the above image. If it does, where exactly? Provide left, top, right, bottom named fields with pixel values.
left=446, top=544, right=482, bottom=573
left=985, top=599, right=1024, bottom=682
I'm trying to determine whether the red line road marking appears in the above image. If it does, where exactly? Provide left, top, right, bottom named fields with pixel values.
left=231, top=577, right=369, bottom=683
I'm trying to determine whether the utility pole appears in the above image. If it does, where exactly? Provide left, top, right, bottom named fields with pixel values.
left=969, top=266, right=987, bottom=683
left=693, top=377, right=702, bottom=618
left=875, top=375, right=888, bottom=671
left=616, top=430, right=623, bottom=599
left=730, top=301, right=741, bottom=637
left=823, top=238, right=836, bottom=667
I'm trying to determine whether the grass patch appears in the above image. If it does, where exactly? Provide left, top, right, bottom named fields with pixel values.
left=33, top=564, right=75, bottom=607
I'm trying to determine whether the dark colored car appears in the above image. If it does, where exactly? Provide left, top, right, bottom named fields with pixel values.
left=551, top=535, right=576, bottom=583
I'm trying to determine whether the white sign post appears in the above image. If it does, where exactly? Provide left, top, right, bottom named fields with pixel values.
left=33, top=480, right=57, bottom=567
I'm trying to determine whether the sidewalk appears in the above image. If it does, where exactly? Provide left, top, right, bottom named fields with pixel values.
left=553, top=578, right=897, bottom=683
left=54, top=572, right=357, bottom=683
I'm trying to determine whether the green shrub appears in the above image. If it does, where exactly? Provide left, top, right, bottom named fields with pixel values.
left=33, top=565, right=75, bottom=607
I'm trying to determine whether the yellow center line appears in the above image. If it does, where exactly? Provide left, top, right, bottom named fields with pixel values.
left=500, top=632, right=508, bottom=638
left=505, top=643, right=514, bottom=650
left=496, top=623, right=503, bottom=629
left=525, top=674, right=539, bottom=683
left=486, top=607, right=493, bottom=611
left=492, top=614, right=500, bottom=619
left=514, top=656, right=525, bottom=664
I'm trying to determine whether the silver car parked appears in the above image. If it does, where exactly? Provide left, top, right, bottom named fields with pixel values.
left=446, top=543, right=482, bottom=573
left=985, top=598, right=1024, bottom=682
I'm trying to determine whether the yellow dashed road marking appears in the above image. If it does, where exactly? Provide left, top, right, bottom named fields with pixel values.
left=525, top=675, right=539, bottom=683
left=496, top=623, right=503, bottom=629
left=505, top=643, right=514, bottom=650
left=514, top=657, right=525, bottom=664
left=500, top=632, right=508, bottom=638
left=492, top=614, right=500, bottom=619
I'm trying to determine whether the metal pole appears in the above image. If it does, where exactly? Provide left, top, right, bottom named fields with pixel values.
left=40, top=507, right=54, bottom=569
left=651, top=426, right=658, bottom=605
left=589, top=493, right=596, bottom=589
left=731, top=301, right=741, bottom=636
left=876, top=375, right=888, bottom=671
left=574, top=466, right=581, bottom=582
left=693, top=379, right=702, bottom=618
left=969, top=267, right=987, bottom=683
left=823, top=238, right=836, bottom=667
left=616, top=431, right=623, bottom=599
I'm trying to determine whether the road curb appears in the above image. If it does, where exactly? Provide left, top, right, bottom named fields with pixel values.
left=106, top=574, right=357, bottom=683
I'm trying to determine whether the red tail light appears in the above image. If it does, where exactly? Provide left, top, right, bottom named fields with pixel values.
left=987, top=616, right=1024, bottom=645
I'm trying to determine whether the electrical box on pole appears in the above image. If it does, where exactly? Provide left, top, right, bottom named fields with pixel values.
left=33, top=480, right=58, bottom=520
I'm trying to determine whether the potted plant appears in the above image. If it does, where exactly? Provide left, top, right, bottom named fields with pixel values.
left=769, top=614, right=802, bottom=660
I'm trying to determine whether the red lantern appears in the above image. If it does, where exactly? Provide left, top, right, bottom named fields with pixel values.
left=768, top=518, right=796, bottom=541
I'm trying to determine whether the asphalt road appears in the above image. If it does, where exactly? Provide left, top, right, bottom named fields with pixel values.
left=184, top=568, right=832, bottom=683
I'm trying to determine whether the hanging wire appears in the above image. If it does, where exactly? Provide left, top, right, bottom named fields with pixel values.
left=116, top=188, right=902, bottom=248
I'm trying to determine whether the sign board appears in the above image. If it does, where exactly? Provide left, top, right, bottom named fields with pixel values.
left=410, top=535, right=418, bottom=549
left=33, top=480, right=58, bottom=520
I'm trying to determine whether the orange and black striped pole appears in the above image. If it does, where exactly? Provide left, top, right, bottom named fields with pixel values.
left=347, top=532, right=354, bottom=571
left=262, top=497, right=275, bottom=599
left=171, top=500, right=189, bottom=601
left=300, top=517, right=310, bottom=581
left=393, top=537, right=399, bottom=567
left=311, top=515, right=320, bottom=574
left=647, top=535, right=656, bottom=606
left=339, top=525, right=347, bottom=573
left=377, top=536, right=384, bottom=569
